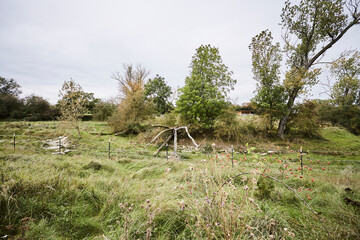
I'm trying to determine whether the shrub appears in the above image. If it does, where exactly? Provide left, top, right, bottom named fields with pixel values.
left=93, top=100, right=116, bottom=121
left=108, top=91, right=155, bottom=135
left=287, top=100, right=321, bottom=138
left=318, top=102, right=360, bottom=135
left=214, top=109, right=263, bottom=142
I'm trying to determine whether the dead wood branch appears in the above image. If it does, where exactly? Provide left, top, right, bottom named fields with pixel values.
left=151, top=124, right=170, bottom=128
left=153, top=134, right=172, bottom=156
left=145, top=125, right=199, bottom=157
left=145, top=128, right=172, bottom=148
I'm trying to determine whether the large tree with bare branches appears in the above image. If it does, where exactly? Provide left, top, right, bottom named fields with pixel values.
left=109, top=64, right=155, bottom=134
left=111, top=64, right=149, bottom=98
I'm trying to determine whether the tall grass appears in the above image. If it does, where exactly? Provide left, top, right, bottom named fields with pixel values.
left=0, top=121, right=359, bottom=239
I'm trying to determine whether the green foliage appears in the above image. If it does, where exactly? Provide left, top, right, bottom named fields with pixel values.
left=0, top=77, right=60, bottom=121
left=144, top=74, right=173, bottom=114
left=0, top=76, right=22, bottom=96
left=318, top=102, right=360, bottom=135
left=58, top=79, right=88, bottom=138
left=0, top=77, right=24, bottom=120
left=23, top=95, right=59, bottom=121
left=0, top=94, right=25, bottom=119
left=256, top=176, right=275, bottom=200
left=176, top=44, right=236, bottom=128
left=281, top=0, right=348, bottom=66
left=329, top=50, right=360, bottom=106
left=249, top=30, right=286, bottom=132
left=214, top=109, right=264, bottom=143
left=109, top=89, right=155, bottom=135
left=92, top=99, right=116, bottom=121
left=287, top=100, right=321, bottom=138
left=82, top=92, right=101, bottom=112
left=153, top=112, right=181, bottom=127
left=275, top=0, right=360, bottom=138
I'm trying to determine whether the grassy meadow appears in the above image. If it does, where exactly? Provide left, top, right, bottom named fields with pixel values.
left=0, top=121, right=360, bottom=239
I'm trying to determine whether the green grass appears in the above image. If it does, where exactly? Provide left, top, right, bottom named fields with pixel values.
left=0, top=121, right=359, bottom=239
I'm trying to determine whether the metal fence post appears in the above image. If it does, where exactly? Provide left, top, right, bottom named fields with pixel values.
left=13, top=134, right=16, bottom=151
left=59, top=137, right=61, bottom=153
left=108, top=139, right=111, bottom=159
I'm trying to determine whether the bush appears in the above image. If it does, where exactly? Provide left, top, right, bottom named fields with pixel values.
left=152, top=112, right=180, bottom=127
left=92, top=100, right=116, bottom=121
left=108, top=91, right=155, bottom=135
left=287, top=100, right=321, bottom=138
left=214, top=109, right=264, bottom=142
left=318, top=102, right=360, bottom=135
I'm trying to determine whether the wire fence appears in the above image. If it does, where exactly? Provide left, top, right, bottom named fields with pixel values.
left=2, top=134, right=360, bottom=166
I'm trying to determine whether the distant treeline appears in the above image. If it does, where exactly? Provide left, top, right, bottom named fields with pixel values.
left=0, top=76, right=116, bottom=121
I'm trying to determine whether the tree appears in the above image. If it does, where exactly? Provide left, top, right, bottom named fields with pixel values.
left=24, top=95, right=58, bottom=121
left=82, top=92, right=100, bottom=113
left=58, top=79, right=88, bottom=138
left=274, top=0, right=360, bottom=138
left=249, top=30, right=286, bottom=134
left=0, top=76, right=22, bottom=96
left=111, top=64, right=149, bottom=98
left=109, top=64, right=155, bottom=134
left=176, top=44, right=236, bottom=128
left=0, top=94, right=24, bottom=119
left=0, top=77, right=24, bottom=119
left=329, top=50, right=360, bottom=106
left=144, top=74, right=173, bottom=114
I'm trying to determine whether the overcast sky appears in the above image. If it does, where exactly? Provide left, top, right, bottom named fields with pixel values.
left=1, top=0, right=359, bottom=104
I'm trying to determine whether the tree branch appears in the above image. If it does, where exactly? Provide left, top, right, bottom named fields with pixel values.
left=153, top=134, right=172, bottom=156
left=145, top=128, right=172, bottom=148
left=308, top=17, right=360, bottom=68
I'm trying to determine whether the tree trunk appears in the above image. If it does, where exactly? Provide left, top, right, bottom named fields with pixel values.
left=277, top=115, right=288, bottom=139
left=277, top=87, right=300, bottom=139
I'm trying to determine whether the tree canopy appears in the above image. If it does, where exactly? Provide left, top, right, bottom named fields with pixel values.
left=144, top=74, right=173, bottom=114
left=109, top=64, right=155, bottom=134
left=330, top=50, right=360, bottom=106
left=249, top=30, right=286, bottom=133
left=0, top=76, right=22, bottom=97
left=58, top=79, right=88, bottom=137
left=273, top=0, right=360, bottom=138
left=176, top=44, right=236, bottom=128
